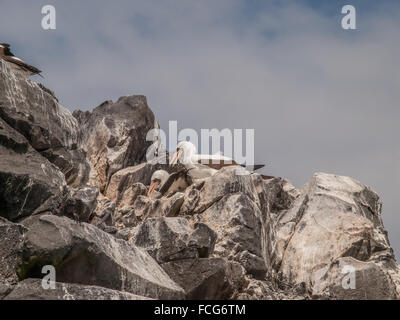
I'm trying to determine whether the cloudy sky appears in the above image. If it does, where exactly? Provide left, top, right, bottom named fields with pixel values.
left=1, top=0, right=399, bottom=259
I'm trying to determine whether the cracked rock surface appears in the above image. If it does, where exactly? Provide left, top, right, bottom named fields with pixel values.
left=1, top=59, right=399, bottom=300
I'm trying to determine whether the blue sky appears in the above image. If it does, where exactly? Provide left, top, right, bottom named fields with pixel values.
left=1, top=0, right=399, bottom=259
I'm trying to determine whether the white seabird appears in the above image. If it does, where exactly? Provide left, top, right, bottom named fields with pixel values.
left=0, top=43, right=42, bottom=78
left=169, top=141, right=265, bottom=176
left=148, top=170, right=170, bottom=197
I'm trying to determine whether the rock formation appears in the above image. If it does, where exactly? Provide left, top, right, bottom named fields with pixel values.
left=1, top=58, right=399, bottom=300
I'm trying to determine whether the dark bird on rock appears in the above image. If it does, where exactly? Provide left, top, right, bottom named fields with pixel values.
left=148, top=168, right=193, bottom=197
left=0, top=43, right=42, bottom=78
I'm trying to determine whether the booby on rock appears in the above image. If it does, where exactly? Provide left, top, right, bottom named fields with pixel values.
left=0, top=43, right=42, bottom=78
left=148, top=170, right=170, bottom=197
left=169, top=141, right=265, bottom=173
left=148, top=168, right=193, bottom=197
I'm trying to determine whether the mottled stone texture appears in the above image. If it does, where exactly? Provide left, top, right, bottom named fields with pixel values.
left=1, top=58, right=400, bottom=300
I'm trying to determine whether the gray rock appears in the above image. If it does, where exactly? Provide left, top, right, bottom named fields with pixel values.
left=179, top=185, right=201, bottom=215
left=114, top=191, right=186, bottom=225
left=64, top=185, right=99, bottom=222
left=311, top=257, right=398, bottom=299
left=132, top=217, right=217, bottom=264
left=18, top=215, right=184, bottom=299
left=73, top=96, right=159, bottom=193
left=0, top=118, right=67, bottom=221
left=113, top=205, right=139, bottom=229
left=161, top=258, right=234, bottom=300
left=90, top=194, right=115, bottom=226
left=105, top=164, right=153, bottom=206
left=274, top=173, right=400, bottom=297
left=0, top=218, right=27, bottom=285
left=199, top=193, right=267, bottom=279
left=0, top=59, right=89, bottom=187
left=163, top=192, right=185, bottom=217
left=194, top=166, right=259, bottom=213
left=251, top=174, right=299, bottom=280
left=3, top=278, right=151, bottom=300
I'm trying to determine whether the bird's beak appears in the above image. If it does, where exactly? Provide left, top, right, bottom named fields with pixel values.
left=147, top=181, right=159, bottom=197
left=169, top=150, right=182, bottom=167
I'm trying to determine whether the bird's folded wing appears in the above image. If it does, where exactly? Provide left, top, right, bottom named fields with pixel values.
left=195, top=154, right=240, bottom=170
left=2, top=56, right=41, bottom=74
left=159, top=170, right=185, bottom=195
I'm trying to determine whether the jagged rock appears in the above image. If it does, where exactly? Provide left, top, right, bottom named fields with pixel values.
left=238, top=277, right=307, bottom=300
left=199, top=192, right=267, bottom=279
left=41, top=147, right=90, bottom=187
left=105, top=164, right=153, bottom=204
left=251, top=174, right=299, bottom=281
left=113, top=205, right=139, bottom=229
left=2, top=58, right=400, bottom=300
left=64, top=185, right=99, bottom=222
left=73, top=97, right=159, bottom=193
left=161, top=258, right=236, bottom=300
left=131, top=217, right=217, bottom=264
left=251, top=175, right=299, bottom=215
left=193, top=166, right=259, bottom=214
left=115, top=192, right=186, bottom=225
left=114, top=228, right=133, bottom=241
left=2, top=279, right=151, bottom=300
left=0, top=218, right=27, bottom=285
left=90, top=194, right=115, bottom=226
left=0, top=59, right=89, bottom=187
left=0, top=118, right=67, bottom=221
left=163, top=193, right=185, bottom=217
left=179, top=185, right=201, bottom=215
left=311, top=257, right=399, bottom=299
left=18, top=215, right=185, bottom=299
left=274, top=173, right=399, bottom=298
left=131, top=195, right=156, bottom=219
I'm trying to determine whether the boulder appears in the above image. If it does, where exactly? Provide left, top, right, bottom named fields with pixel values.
left=131, top=217, right=217, bottom=264
left=64, top=185, right=99, bottom=222
left=73, top=96, right=159, bottom=193
left=105, top=164, right=153, bottom=204
left=311, top=257, right=399, bottom=299
left=199, top=193, right=267, bottom=279
left=0, top=59, right=89, bottom=187
left=2, top=278, right=151, bottom=300
left=161, top=258, right=235, bottom=300
left=0, top=218, right=27, bottom=285
left=193, top=166, right=259, bottom=214
left=0, top=118, right=67, bottom=221
left=274, top=173, right=399, bottom=297
left=18, top=215, right=184, bottom=299
left=90, top=194, right=115, bottom=227
left=113, top=205, right=139, bottom=229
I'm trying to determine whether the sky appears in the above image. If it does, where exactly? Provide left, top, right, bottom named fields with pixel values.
left=0, top=0, right=399, bottom=259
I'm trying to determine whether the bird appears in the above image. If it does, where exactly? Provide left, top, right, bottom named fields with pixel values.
left=169, top=141, right=265, bottom=173
left=147, top=170, right=170, bottom=197
left=0, top=43, right=42, bottom=78
left=147, top=168, right=193, bottom=197
left=159, top=168, right=193, bottom=196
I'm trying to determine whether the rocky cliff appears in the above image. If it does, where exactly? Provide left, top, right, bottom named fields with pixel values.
left=0, top=58, right=399, bottom=300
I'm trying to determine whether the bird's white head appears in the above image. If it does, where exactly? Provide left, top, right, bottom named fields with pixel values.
left=169, top=141, right=197, bottom=167
left=148, top=170, right=169, bottom=196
